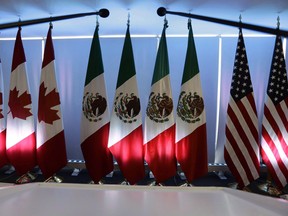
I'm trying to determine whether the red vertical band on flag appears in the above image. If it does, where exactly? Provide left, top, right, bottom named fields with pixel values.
left=81, top=123, right=114, bottom=182
left=0, top=129, right=8, bottom=167
left=176, top=124, right=207, bottom=182
left=145, top=125, right=177, bottom=183
left=109, top=126, right=145, bottom=185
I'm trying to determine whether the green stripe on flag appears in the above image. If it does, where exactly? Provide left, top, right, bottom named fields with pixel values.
left=85, top=25, right=104, bottom=85
left=151, top=26, right=169, bottom=85
left=181, top=21, right=199, bottom=85
left=116, top=26, right=136, bottom=88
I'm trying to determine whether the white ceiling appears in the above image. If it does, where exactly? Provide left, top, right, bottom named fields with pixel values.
left=0, top=0, right=288, bottom=37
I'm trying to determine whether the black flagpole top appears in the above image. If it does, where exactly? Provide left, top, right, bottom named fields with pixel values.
left=98, top=8, right=109, bottom=18
left=157, top=7, right=167, bottom=17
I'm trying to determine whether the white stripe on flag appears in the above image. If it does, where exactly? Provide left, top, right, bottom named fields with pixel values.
left=226, top=114, right=259, bottom=179
left=108, top=75, right=142, bottom=147
left=144, top=75, right=174, bottom=143
left=263, top=98, right=288, bottom=164
left=230, top=97, right=259, bottom=156
left=176, top=73, right=206, bottom=142
left=261, top=138, right=287, bottom=185
left=81, top=73, right=110, bottom=142
left=281, top=101, right=288, bottom=120
left=262, top=114, right=288, bottom=165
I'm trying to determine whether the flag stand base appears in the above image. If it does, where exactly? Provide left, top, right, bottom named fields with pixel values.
left=15, top=171, right=37, bottom=184
left=89, top=180, right=105, bottom=184
left=148, top=181, right=165, bottom=186
left=179, top=182, right=193, bottom=187
left=120, top=180, right=130, bottom=185
left=257, top=181, right=282, bottom=197
left=44, top=175, right=63, bottom=183
left=227, top=182, right=252, bottom=193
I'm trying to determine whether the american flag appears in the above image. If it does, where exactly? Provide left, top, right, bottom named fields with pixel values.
left=261, top=34, right=288, bottom=189
left=224, top=29, right=260, bottom=188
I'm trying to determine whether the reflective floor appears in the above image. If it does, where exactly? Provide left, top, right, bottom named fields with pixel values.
left=0, top=165, right=287, bottom=199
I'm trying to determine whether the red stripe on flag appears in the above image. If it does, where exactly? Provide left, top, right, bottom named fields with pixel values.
left=260, top=142, right=286, bottom=188
left=225, top=126, right=255, bottom=186
left=227, top=100, right=259, bottom=165
left=224, top=146, right=244, bottom=187
left=261, top=127, right=288, bottom=179
left=145, top=125, right=177, bottom=183
left=176, top=124, right=207, bottom=182
left=264, top=105, right=288, bottom=154
left=225, top=96, right=260, bottom=187
left=109, top=126, right=145, bottom=185
left=81, top=123, right=114, bottom=183
left=6, top=133, right=36, bottom=175
left=37, top=130, right=67, bottom=178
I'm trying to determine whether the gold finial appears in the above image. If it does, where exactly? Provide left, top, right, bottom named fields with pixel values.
left=127, top=12, right=130, bottom=27
left=277, top=16, right=280, bottom=29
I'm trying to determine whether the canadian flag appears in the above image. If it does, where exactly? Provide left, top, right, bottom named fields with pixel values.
left=6, top=27, right=37, bottom=175
left=36, top=26, right=67, bottom=178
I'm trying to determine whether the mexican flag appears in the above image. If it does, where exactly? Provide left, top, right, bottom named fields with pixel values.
left=144, top=22, right=177, bottom=183
left=6, top=27, right=37, bottom=175
left=81, top=25, right=114, bottom=183
left=0, top=59, right=8, bottom=168
left=175, top=20, right=208, bottom=183
left=108, top=25, right=145, bottom=185
left=36, top=26, right=67, bottom=179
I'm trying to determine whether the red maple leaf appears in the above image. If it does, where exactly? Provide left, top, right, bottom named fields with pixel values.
left=0, top=92, right=3, bottom=119
left=38, top=82, right=60, bottom=124
left=8, top=87, right=33, bottom=120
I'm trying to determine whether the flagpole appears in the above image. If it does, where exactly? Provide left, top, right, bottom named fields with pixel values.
left=157, top=7, right=288, bottom=37
left=0, top=8, right=109, bottom=30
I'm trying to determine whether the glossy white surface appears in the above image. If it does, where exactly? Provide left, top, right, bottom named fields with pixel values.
left=0, top=183, right=287, bottom=216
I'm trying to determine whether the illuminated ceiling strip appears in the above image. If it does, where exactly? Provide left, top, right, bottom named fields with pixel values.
left=0, top=34, right=276, bottom=40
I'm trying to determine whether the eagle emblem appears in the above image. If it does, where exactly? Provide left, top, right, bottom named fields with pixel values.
left=82, top=92, right=107, bottom=122
left=114, top=92, right=140, bottom=123
left=177, top=91, right=204, bottom=123
left=146, top=92, right=173, bottom=123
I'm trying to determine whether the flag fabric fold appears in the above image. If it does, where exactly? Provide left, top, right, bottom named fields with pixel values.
left=224, top=29, right=260, bottom=188
left=36, top=26, right=67, bottom=179
left=261, top=34, right=288, bottom=189
left=6, top=27, right=37, bottom=175
left=144, top=21, right=177, bottom=183
left=108, top=25, right=145, bottom=185
left=175, top=20, right=208, bottom=183
left=81, top=24, right=114, bottom=183
left=0, top=59, right=8, bottom=168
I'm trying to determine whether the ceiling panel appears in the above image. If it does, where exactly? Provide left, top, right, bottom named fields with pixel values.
left=0, top=0, right=287, bottom=37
